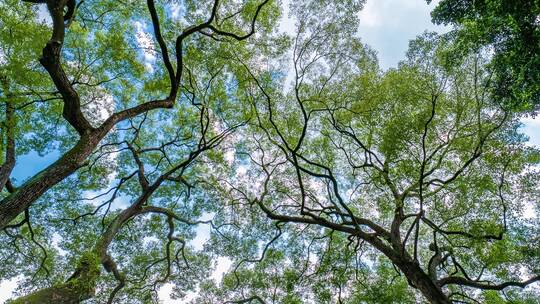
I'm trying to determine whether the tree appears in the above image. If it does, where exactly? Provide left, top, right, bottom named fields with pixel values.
left=0, top=0, right=281, bottom=302
left=192, top=20, right=540, bottom=304
left=0, top=0, right=539, bottom=303
left=428, top=0, right=540, bottom=112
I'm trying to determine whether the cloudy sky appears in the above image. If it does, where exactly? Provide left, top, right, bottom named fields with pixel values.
left=1, top=0, right=538, bottom=303
left=359, top=0, right=448, bottom=69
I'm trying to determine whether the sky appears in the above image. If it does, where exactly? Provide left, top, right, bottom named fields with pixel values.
left=1, top=0, right=539, bottom=303
left=359, top=0, right=450, bottom=70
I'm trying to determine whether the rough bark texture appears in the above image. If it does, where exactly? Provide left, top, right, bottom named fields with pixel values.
left=8, top=252, right=100, bottom=304
left=395, top=259, right=451, bottom=304
left=369, top=235, right=451, bottom=304
left=0, top=101, right=15, bottom=192
left=0, top=0, right=96, bottom=229
left=0, top=133, right=102, bottom=229
left=8, top=185, right=158, bottom=303
left=259, top=200, right=452, bottom=303
left=0, top=0, right=176, bottom=229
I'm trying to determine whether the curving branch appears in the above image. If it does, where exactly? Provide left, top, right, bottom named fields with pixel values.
left=438, top=275, right=540, bottom=291
left=0, top=0, right=271, bottom=230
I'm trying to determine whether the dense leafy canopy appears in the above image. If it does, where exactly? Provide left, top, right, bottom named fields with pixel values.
left=429, top=0, right=540, bottom=112
left=0, top=0, right=538, bottom=303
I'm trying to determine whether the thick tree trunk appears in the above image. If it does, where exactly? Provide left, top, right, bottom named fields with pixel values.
left=0, top=0, right=101, bottom=230
left=365, top=235, right=451, bottom=304
left=0, top=132, right=104, bottom=229
left=8, top=192, right=154, bottom=303
left=0, top=0, right=176, bottom=230
left=0, top=102, right=16, bottom=192
left=8, top=252, right=100, bottom=304
left=395, top=259, right=451, bottom=304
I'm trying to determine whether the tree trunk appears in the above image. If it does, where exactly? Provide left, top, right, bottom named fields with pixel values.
left=395, top=259, right=451, bottom=304
left=7, top=194, right=151, bottom=303
left=362, top=231, right=451, bottom=303
left=8, top=252, right=100, bottom=304
left=0, top=132, right=104, bottom=229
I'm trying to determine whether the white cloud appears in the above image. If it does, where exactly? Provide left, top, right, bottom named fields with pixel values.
left=358, top=0, right=382, bottom=27
left=36, top=4, right=52, bottom=25
left=134, top=21, right=157, bottom=72
left=0, top=276, right=22, bottom=304
left=278, top=0, right=295, bottom=33
left=170, top=3, right=183, bottom=20
left=187, top=213, right=214, bottom=251
left=358, top=0, right=450, bottom=70
left=158, top=283, right=189, bottom=304
left=522, top=116, right=540, bottom=147
left=211, top=257, right=233, bottom=282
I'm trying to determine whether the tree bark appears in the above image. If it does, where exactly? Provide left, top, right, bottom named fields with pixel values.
left=0, top=132, right=102, bottom=229
left=395, top=259, right=451, bottom=304
left=7, top=184, right=160, bottom=303
left=0, top=97, right=16, bottom=192
left=7, top=252, right=100, bottom=304
left=362, top=234, right=451, bottom=304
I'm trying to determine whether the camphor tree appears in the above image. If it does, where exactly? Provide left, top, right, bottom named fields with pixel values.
left=0, top=0, right=283, bottom=302
left=192, top=3, right=540, bottom=304
left=0, top=0, right=539, bottom=304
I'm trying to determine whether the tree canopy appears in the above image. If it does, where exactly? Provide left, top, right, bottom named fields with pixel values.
left=0, top=0, right=539, bottom=303
left=429, top=0, right=540, bottom=112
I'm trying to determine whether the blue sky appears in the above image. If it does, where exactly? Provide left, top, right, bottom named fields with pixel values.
left=359, top=0, right=450, bottom=70
left=1, top=0, right=539, bottom=303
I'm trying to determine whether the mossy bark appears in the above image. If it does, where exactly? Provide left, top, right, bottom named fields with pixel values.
left=8, top=202, right=148, bottom=303
left=9, top=252, right=100, bottom=304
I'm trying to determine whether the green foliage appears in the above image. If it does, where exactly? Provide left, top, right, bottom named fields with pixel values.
left=0, top=0, right=539, bottom=303
left=429, top=0, right=540, bottom=112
